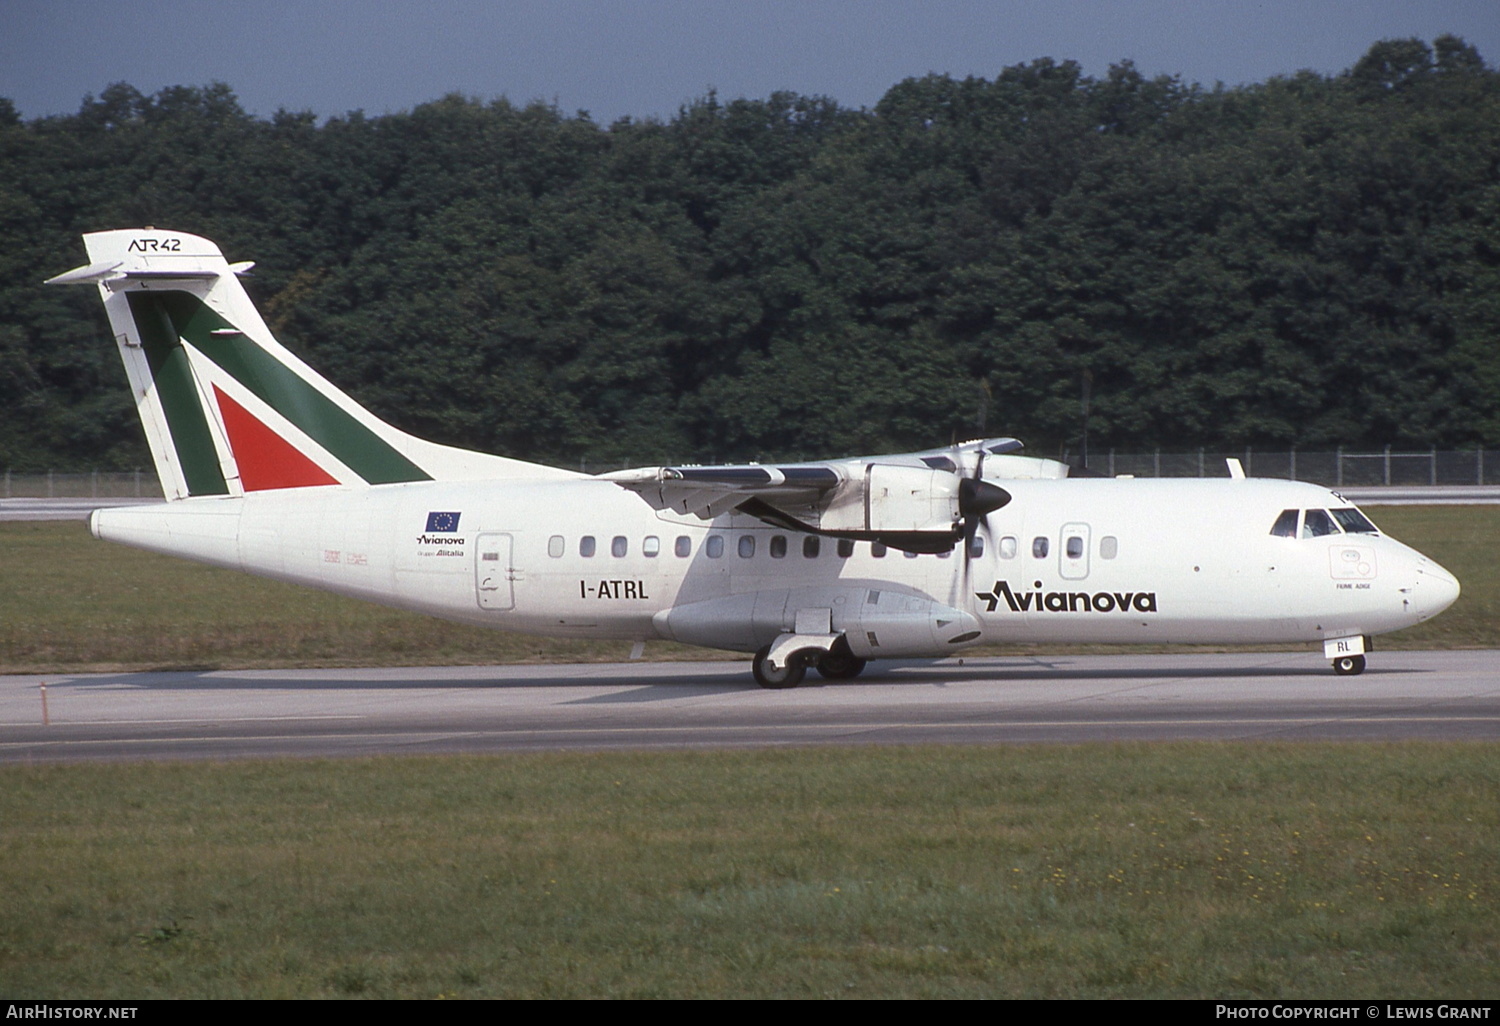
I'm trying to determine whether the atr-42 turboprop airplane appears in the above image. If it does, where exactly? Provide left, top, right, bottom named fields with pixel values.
left=49, top=229, right=1460, bottom=686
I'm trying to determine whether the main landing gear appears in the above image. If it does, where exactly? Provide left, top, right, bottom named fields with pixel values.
left=751, top=645, right=869, bottom=689
left=814, top=652, right=868, bottom=680
left=752, top=645, right=806, bottom=689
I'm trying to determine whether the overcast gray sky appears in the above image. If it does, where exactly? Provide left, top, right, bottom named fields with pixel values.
left=3, top=1, right=1497, bottom=123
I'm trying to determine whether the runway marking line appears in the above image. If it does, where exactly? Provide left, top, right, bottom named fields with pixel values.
left=4, top=714, right=1499, bottom=752
left=0, top=714, right=365, bottom=726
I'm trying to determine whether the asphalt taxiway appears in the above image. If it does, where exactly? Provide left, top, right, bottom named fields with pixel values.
left=2, top=649, right=1497, bottom=763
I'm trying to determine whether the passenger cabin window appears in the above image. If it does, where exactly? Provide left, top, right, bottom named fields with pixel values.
left=611, top=536, right=628, bottom=557
left=1065, top=536, right=1084, bottom=559
left=706, top=535, right=724, bottom=558
left=1032, top=537, right=1049, bottom=559
left=738, top=535, right=756, bottom=558
left=643, top=536, right=660, bottom=558
left=548, top=535, right=564, bottom=558
left=769, top=535, right=787, bottom=558
left=837, top=539, right=855, bottom=558
left=803, top=537, right=820, bottom=558
left=1331, top=508, right=1378, bottom=534
left=871, top=542, right=887, bottom=558
left=1270, top=509, right=1299, bottom=538
left=675, top=536, right=692, bottom=557
left=579, top=536, right=596, bottom=558
left=1302, top=509, right=1339, bottom=538
left=1100, top=536, right=1118, bottom=559
left=968, top=534, right=985, bottom=558
left=904, top=549, right=919, bottom=559
left=998, top=536, right=1016, bottom=559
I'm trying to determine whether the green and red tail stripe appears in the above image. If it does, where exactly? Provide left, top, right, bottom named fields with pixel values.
left=125, top=291, right=431, bottom=495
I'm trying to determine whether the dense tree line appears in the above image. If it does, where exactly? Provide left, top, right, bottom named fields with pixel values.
left=2, top=37, right=1497, bottom=472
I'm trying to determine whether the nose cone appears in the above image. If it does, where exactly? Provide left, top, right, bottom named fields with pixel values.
left=1411, top=557, right=1461, bottom=622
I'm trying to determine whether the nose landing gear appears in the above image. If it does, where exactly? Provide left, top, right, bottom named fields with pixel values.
left=1332, top=653, right=1366, bottom=676
left=1325, top=636, right=1369, bottom=677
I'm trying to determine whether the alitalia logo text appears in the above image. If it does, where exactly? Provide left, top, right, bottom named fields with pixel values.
left=976, top=580, right=1158, bottom=614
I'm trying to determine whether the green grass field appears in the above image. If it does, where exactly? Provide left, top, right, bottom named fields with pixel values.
left=1, top=745, right=1496, bottom=999
left=1, top=506, right=1495, bottom=673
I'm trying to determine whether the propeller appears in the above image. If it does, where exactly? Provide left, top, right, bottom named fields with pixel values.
left=951, top=440, right=1013, bottom=598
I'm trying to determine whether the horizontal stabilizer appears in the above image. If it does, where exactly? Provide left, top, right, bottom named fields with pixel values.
left=43, top=260, right=123, bottom=286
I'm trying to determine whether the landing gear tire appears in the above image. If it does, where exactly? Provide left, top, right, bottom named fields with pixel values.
left=815, top=653, right=868, bottom=680
left=752, top=645, right=807, bottom=689
left=1332, top=654, right=1366, bottom=676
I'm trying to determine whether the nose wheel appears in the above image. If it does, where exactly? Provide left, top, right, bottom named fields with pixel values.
left=1332, top=654, right=1366, bottom=676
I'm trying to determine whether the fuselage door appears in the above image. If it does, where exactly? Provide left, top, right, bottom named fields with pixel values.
left=1060, top=522, right=1091, bottom=580
left=476, top=532, right=515, bottom=610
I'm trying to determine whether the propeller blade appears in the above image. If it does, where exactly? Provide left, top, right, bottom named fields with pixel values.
left=948, top=438, right=1019, bottom=600
left=956, top=474, right=1010, bottom=597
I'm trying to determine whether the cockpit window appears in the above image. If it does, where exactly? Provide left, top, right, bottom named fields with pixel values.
left=1330, top=508, right=1378, bottom=534
left=1270, top=509, right=1299, bottom=538
left=1302, top=509, right=1339, bottom=538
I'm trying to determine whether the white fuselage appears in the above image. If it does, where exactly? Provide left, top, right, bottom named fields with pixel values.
left=89, top=476, right=1459, bottom=657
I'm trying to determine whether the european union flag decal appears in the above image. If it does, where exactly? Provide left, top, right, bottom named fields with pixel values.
left=425, top=511, right=461, bottom=533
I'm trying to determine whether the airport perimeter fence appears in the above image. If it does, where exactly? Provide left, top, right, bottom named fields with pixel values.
left=6, top=449, right=1500, bottom=498
left=3, top=470, right=163, bottom=499
left=1082, top=447, right=1500, bottom=487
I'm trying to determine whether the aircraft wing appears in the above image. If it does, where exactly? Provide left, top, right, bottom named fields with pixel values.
left=599, top=438, right=1030, bottom=552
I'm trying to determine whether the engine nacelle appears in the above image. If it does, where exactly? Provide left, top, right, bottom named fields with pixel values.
left=820, top=465, right=960, bottom=535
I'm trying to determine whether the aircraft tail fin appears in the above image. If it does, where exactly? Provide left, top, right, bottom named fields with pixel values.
left=48, top=229, right=575, bottom=500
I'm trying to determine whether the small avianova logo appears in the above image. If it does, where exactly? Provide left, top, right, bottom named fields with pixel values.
left=977, top=580, right=1157, bottom=614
